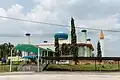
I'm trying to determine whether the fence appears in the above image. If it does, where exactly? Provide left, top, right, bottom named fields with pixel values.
left=42, top=57, right=120, bottom=71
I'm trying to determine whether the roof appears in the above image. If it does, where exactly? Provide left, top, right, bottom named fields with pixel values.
left=23, top=56, right=37, bottom=59
left=37, top=42, right=94, bottom=51
left=100, top=30, right=104, bottom=39
left=15, top=44, right=54, bottom=53
left=42, top=57, right=120, bottom=60
left=77, top=43, right=94, bottom=51
left=37, top=43, right=54, bottom=46
left=46, top=48, right=54, bottom=52
left=54, top=32, right=68, bottom=40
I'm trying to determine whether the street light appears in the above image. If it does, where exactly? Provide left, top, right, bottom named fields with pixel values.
left=37, top=47, right=40, bottom=72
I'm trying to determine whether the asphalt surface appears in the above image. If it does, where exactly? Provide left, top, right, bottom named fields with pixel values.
left=0, top=71, right=120, bottom=80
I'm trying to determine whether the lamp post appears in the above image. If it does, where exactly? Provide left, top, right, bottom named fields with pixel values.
left=37, top=48, right=40, bottom=72
left=10, top=47, right=14, bottom=72
left=47, top=50, right=48, bottom=64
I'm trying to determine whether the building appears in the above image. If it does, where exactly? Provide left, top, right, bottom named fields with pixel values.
left=100, top=30, right=104, bottom=57
left=77, top=30, right=94, bottom=57
left=37, top=30, right=94, bottom=57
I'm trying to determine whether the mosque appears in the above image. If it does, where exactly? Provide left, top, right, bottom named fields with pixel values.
left=37, top=30, right=104, bottom=57
left=23, top=29, right=105, bottom=58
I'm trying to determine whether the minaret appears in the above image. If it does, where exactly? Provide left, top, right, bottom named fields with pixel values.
left=25, top=33, right=31, bottom=44
left=81, top=30, right=87, bottom=43
left=81, top=30, right=87, bottom=57
left=100, top=30, right=104, bottom=57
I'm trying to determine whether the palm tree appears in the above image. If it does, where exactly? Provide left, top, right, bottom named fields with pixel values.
left=0, top=42, right=14, bottom=59
left=1, top=43, right=7, bottom=58
left=0, top=45, right=4, bottom=59
left=7, top=42, right=14, bottom=56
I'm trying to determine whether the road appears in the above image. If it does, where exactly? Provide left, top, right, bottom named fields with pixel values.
left=0, top=72, right=120, bottom=80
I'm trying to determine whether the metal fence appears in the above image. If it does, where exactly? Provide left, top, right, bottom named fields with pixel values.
left=42, top=57, right=120, bottom=71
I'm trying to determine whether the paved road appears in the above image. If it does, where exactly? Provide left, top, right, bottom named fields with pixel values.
left=0, top=72, right=120, bottom=80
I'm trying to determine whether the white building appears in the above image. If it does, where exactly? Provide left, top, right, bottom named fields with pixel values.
left=77, top=30, right=94, bottom=57
left=37, top=30, right=94, bottom=57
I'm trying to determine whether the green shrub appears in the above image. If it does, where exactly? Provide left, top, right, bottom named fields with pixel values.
left=6, top=61, right=21, bottom=65
left=46, top=64, right=80, bottom=71
left=46, top=64, right=61, bottom=70
left=46, top=64, right=119, bottom=71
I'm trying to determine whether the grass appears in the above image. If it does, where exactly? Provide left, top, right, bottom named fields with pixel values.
left=0, top=64, right=18, bottom=72
left=0, top=62, right=119, bottom=72
left=0, top=61, right=21, bottom=72
left=46, top=64, right=120, bottom=71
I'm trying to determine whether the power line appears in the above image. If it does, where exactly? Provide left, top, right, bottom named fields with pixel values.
left=0, top=16, right=69, bottom=27
left=0, top=16, right=120, bottom=32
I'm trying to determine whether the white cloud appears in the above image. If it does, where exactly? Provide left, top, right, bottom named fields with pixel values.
left=76, top=15, right=119, bottom=29
left=105, top=35, right=119, bottom=42
left=7, top=4, right=23, bottom=17
left=1, top=0, right=120, bottom=35
left=0, top=0, right=120, bottom=56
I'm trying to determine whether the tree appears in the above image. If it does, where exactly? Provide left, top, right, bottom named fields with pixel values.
left=54, top=37, right=60, bottom=57
left=7, top=42, right=14, bottom=56
left=71, top=17, right=78, bottom=64
left=97, top=41, right=102, bottom=63
left=97, top=41, right=102, bottom=57
left=0, top=44, right=4, bottom=58
left=92, top=53, right=95, bottom=57
left=0, top=42, right=14, bottom=59
left=61, top=43, right=70, bottom=55
left=1, top=43, right=8, bottom=58
left=71, top=17, right=77, bottom=45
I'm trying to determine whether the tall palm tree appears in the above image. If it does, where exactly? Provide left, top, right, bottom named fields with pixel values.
left=3, top=43, right=9, bottom=58
left=0, top=43, right=14, bottom=59
left=7, top=42, right=14, bottom=56
left=0, top=45, right=4, bottom=59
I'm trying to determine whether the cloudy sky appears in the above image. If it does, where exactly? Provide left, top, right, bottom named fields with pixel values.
left=0, top=0, right=120, bottom=56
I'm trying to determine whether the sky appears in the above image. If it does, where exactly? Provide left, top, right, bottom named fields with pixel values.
left=0, top=0, right=120, bottom=56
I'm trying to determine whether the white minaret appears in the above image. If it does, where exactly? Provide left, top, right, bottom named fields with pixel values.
left=100, top=30, right=104, bottom=57
left=87, top=39, right=91, bottom=44
left=81, top=30, right=87, bottom=57
left=81, top=30, right=87, bottom=43
left=25, top=33, right=31, bottom=44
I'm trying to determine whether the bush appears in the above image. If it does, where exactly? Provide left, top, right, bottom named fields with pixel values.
left=6, top=61, right=22, bottom=65
left=46, top=64, right=119, bottom=71
left=46, top=64, right=63, bottom=71
left=46, top=64, right=80, bottom=71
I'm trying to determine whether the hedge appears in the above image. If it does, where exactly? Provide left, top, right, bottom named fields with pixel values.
left=46, top=64, right=119, bottom=71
